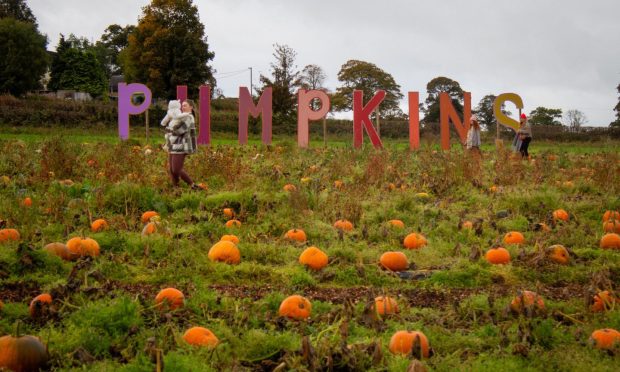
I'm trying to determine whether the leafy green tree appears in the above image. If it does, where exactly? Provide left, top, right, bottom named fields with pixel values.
left=256, top=43, right=302, bottom=123
left=528, top=107, right=563, bottom=126
left=0, top=18, right=48, bottom=96
left=475, top=94, right=511, bottom=132
left=123, top=0, right=215, bottom=99
left=333, top=59, right=403, bottom=119
left=97, top=24, right=135, bottom=77
left=422, top=76, right=463, bottom=127
left=0, top=0, right=37, bottom=26
left=611, top=83, right=620, bottom=128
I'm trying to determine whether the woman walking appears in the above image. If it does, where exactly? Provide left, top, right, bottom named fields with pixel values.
left=517, top=113, right=532, bottom=159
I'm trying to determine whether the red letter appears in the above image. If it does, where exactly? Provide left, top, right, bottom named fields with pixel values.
left=408, top=92, right=420, bottom=150
left=353, top=90, right=384, bottom=149
left=238, top=87, right=272, bottom=145
left=440, top=92, right=471, bottom=150
left=297, top=89, right=330, bottom=148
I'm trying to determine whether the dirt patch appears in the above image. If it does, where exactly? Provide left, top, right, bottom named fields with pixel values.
left=0, top=281, right=41, bottom=302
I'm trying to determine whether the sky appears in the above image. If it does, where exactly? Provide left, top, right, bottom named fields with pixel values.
left=29, top=0, right=620, bottom=126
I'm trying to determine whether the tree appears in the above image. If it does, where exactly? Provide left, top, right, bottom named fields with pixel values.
left=475, top=94, right=512, bottom=132
left=123, top=0, right=215, bottom=99
left=422, top=76, right=463, bottom=127
left=528, top=107, right=563, bottom=126
left=611, top=83, right=620, bottom=128
left=333, top=60, right=404, bottom=119
left=0, top=18, right=48, bottom=96
left=564, top=109, right=587, bottom=132
left=257, top=43, right=302, bottom=123
left=97, top=24, right=135, bottom=77
left=0, top=0, right=37, bottom=26
left=299, top=64, right=327, bottom=111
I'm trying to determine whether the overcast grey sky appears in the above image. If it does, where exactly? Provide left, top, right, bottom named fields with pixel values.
left=29, top=0, right=620, bottom=126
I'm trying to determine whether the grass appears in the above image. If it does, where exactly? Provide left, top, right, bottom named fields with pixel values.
left=0, top=130, right=619, bottom=371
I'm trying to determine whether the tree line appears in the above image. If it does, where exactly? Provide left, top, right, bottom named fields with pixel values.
left=1, top=0, right=619, bottom=129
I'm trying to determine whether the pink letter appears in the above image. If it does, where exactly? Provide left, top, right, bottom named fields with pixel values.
left=297, top=89, right=330, bottom=148
left=440, top=92, right=471, bottom=150
left=118, top=83, right=152, bottom=140
left=238, top=87, right=272, bottom=145
left=408, top=92, right=420, bottom=150
left=176, top=85, right=188, bottom=103
left=353, top=90, right=385, bottom=149
left=198, top=85, right=211, bottom=145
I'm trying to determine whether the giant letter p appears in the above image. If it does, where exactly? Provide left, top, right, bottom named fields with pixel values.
left=118, top=83, right=152, bottom=140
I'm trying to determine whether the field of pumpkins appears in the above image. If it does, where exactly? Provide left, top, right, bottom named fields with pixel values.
left=0, top=136, right=619, bottom=371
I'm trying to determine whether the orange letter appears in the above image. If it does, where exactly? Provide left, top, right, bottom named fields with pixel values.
left=297, top=89, right=330, bottom=148
left=408, top=92, right=420, bottom=150
left=440, top=92, right=471, bottom=150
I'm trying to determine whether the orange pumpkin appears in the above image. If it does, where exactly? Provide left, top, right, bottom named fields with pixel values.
left=485, top=247, right=511, bottom=264
left=283, top=184, right=297, bottom=192
left=600, top=233, right=620, bottom=249
left=510, top=291, right=545, bottom=314
left=155, top=288, right=184, bottom=311
left=552, top=209, right=569, bottom=222
left=0, top=334, right=48, bottom=372
left=0, top=228, right=20, bottom=242
left=603, top=220, right=620, bottom=234
left=22, top=197, right=32, bottom=207
left=43, top=242, right=76, bottom=261
left=589, top=328, right=620, bottom=350
left=334, top=180, right=344, bottom=189
left=602, top=210, right=620, bottom=222
left=285, top=229, right=307, bottom=243
left=591, top=291, right=617, bottom=312
left=91, top=218, right=109, bottom=233
left=225, top=219, right=241, bottom=228
left=333, top=219, right=353, bottom=232
left=461, top=221, right=473, bottom=230
left=388, top=220, right=405, bottom=229
left=220, top=234, right=240, bottom=244
left=140, top=211, right=159, bottom=224
left=388, top=330, right=430, bottom=358
left=403, top=233, right=427, bottom=249
left=374, top=296, right=399, bottom=316
left=489, top=185, right=498, bottom=193
left=546, top=245, right=570, bottom=264
left=29, top=293, right=52, bottom=318
left=279, top=295, right=312, bottom=320
left=299, top=246, right=328, bottom=270
left=141, top=222, right=158, bottom=236
left=223, top=208, right=234, bottom=218
left=183, top=327, right=219, bottom=348
left=503, top=231, right=525, bottom=245
left=379, top=252, right=409, bottom=272
left=66, top=237, right=100, bottom=257
left=208, top=240, right=241, bottom=264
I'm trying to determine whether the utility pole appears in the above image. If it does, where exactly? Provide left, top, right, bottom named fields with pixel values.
left=248, top=67, right=253, bottom=96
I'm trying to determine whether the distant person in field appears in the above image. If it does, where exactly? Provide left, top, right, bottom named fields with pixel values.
left=517, top=113, right=532, bottom=159
left=161, top=99, right=202, bottom=189
left=465, top=115, right=482, bottom=184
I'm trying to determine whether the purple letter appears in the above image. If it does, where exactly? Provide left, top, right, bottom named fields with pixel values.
left=118, top=83, right=152, bottom=140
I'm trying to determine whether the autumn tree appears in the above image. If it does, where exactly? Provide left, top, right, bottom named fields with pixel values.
left=528, top=107, right=563, bottom=126
left=422, top=76, right=463, bottom=127
left=475, top=94, right=512, bottom=132
left=300, top=64, right=327, bottom=110
left=333, top=60, right=403, bottom=119
left=123, top=0, right=215, bottom=99
left=0, top=0, right=37, bottom=26
left=0, top=18, right=48, bottom=96
left=612, top=83, right=620, bottom=128
left=564, top=109, right=587, bottom=132
left=256, top=43, right=302, bottom=124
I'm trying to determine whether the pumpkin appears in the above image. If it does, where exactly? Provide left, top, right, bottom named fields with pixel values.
left=503, top=231, right=525, bottom=245
left=0, top=334, right=48, bottom=372
left=388, top=330, right=430, bottom=358
left=91, top=219, right=109, bottom=233
left=220, top=234, right=240, bottom=244
left=485, top=247, right=511, bottom=264
left=415, top=192, right=430, bottom=199
left=299, top=246, right=328, bottom=270
left=552, top=209, right=569, bottom=222
left=403, top=233, right=427, bottom=249
left=225, top=219, right=241, bottom=228
left=0, top=228, right=20, bottom=242
left=603, top=220, right=620, bottom=234
left=510, top=291, right=545, bottom=315
left=285, top=229, right=307, bottom=243
left=600, top=233, right=620, bottom=249
left=489, top=185, right=498, bottom=193
left=183, top=327, right=219, bottom=348
left=461, top=220, right=473, bottom=230
left=589, top=328, right=620, bottom=350
left=546, top=245, right=570, bottom=264
left=380, top=252, right=409, bottom=272
left=140, top=211, right=159, bottom=224
left=208, top=240, right=241, bottom=264
left=388, top=220, right=405, bottom=229
left=22, top=197, right=32, bottom=207
left=141, top=222, right=158, bottom=236
left=374, top=296, right=399, bottom=316
left=301, top=177, right=312, bottom=184
left=603, top=210, right=620, bottom=222
left=66, top=237, right=100, bottom=257
left=591, top=291, right=617, bottom=312
left=223, top=208, right=234, bottom=218
left=43, top=242, right=76, bottom=261
left=278, top=295, right=312, bottom=320
left=334, top=180, right=344, bottom=189
left=333, top=219, right=353, bottom=232
left=29, top=293, right=52, bottom=318
left=535, top=222, right=552, bottom=232
left=283, top=184, right=297, bottom=192
left=155, top=288, right=184, bottom=311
